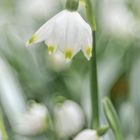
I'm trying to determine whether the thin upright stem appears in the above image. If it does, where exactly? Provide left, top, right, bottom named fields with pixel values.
left=85, top=0, right=100, bottom=129
left=90, top=31, right=99, bottom=129
left=66, top=0, right=79, bottom=11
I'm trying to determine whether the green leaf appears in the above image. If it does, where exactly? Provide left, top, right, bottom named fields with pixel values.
left=103, top=97, right=124, bottom=140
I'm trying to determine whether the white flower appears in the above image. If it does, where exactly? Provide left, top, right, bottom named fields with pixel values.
left=73, top=129, right=100, bottom=140
left=26, top=10, right=92, bottom=62
left=16, top=103, right=48, bottom=136
left=54, top=100, right=85, bottom=138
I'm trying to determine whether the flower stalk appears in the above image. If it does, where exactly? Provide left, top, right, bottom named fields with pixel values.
left=66, top=0, right=79, bottom=11
left=85, top=0, right=96, bottom=31
left=85, top=0, right=99, bottom=129
left=90, top=31, right=99, bottom=130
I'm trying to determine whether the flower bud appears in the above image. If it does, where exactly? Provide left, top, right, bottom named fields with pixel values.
left=73, top=129, right=100, bottom=140
left=54, top=100, right=85, bottom=138
left=16, top=102, right=49, bottom=136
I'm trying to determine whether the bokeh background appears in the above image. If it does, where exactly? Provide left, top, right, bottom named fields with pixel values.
left=0, top=0, right=140, bottom=140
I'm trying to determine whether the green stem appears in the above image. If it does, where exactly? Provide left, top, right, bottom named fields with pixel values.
left=90, top=31, right=99, bottom=129
left=85, top=0, right=99, bottom=129
left=85, top=0, right=96, bottom=31
left=66, top=0, right=79, bottom=11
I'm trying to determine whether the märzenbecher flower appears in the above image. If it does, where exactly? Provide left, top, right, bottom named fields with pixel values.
left=26, top=4, right=92, bottom=62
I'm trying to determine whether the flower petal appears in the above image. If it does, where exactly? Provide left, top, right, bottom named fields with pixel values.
left=64, top=48, right=74, bottom=62
left=54, top=11, right=83, bottom=60
left=44, top=10, right=69, bottom=53
left=26, top=10, right=67, bottom=47
left=71, top=12, right=92, bottom=60
left=47, top=45, right=56, bottom=55
left=80, top=25, right=92, bottom=60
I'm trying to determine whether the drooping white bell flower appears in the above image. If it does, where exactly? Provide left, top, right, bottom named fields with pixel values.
left=26, top=9, right=92, bottom=62
left=73, top=129, right=100, bottom=140
left=54, top=100, right=85, bottom=138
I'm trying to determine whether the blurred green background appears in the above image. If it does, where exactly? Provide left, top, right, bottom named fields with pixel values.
left=0, top=0, right=140, bottom=140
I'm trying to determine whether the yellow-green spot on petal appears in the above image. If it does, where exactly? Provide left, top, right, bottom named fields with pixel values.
left=48, top=45, right=55, bottom=55
left=85, top=47, right=92, bottom=56
left=85, top=47, right=92, bottom=60
left=27, top=34, right=38, bottom=46
left=64, top=48, right=73, bottom=62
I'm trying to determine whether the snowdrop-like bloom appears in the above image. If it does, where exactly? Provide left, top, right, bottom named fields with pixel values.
left=54, top=100, right=85, bottom=138
left=74, top=129, right=100, bottom=140
left=26, top=9, right=92, bottom=62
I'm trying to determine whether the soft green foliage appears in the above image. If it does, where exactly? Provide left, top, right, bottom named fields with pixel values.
left=103, top=97, right=123, bottom=140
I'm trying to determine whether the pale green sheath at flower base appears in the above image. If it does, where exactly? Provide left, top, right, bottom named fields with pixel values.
left=26, top=0, right=93, bottom=62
